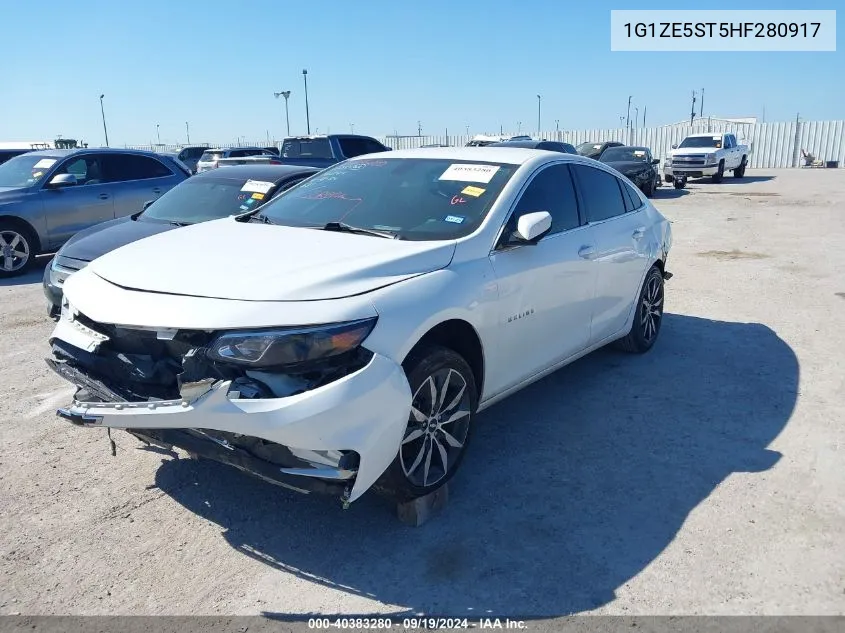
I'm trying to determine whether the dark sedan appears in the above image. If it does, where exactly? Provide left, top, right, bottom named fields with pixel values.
left=43, top=164, right=320, bottom=318
left=488, top=139, right=577, bottom=154
left=576, top=140, right=623, bottom=159
left=599, top=145, right=661, bottom=197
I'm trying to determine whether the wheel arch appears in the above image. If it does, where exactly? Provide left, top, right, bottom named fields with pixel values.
left=0, top=215, right=42, bottom=253
left=401, top=319, right=485, bottom=400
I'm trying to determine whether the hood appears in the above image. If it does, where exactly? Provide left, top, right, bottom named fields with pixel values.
left=0, top=186, right=30, bottom=201
left=603, top=160, right=652, bottom=174
left=87, top=218, right=457, bottom=301
left=668, top=148, right=711, bottom=157
left=59, top=216, right=176, bottom=263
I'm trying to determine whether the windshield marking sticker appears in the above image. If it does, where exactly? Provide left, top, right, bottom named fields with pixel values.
left=33, top=158, right=57, bottom=169
left=439, top=163, right=500, bottom=184
left=251, top=192, right=265, bottom=200
left=245, top=198, right=256, bottom=206
left=239, top=204, right=249, bottom=211
left=445, top=215, right=465, bottom=224
left=462, top=185, right=485, bottom=197
left=241, top=180, right=274, bottom=194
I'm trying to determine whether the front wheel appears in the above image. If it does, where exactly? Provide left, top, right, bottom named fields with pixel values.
left=375, top=346, right=477, bottom=503
left=711, top=160, right=725, bottom=183
left=0, top=224, right=37, bottom=278
left=615, top=266, right=665, bottom=354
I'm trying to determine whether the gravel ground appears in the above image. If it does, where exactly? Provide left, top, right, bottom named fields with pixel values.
left=0, top=168, right=843, bottom=617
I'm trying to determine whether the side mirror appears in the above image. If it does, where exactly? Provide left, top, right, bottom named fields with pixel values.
left=652, top=158, right=660, bottom=165
left=671, top=144, right=678, bottom=149
left=142, top=200, right=155, bottom=211
left=47, top=173, right=77, bottom=188
left=514, top=211, right=552, bottom=244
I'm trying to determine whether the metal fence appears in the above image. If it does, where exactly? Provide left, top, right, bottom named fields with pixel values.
left=127, top=119, right=845, bottom=169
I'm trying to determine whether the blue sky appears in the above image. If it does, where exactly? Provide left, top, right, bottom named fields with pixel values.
left=1, top=0, right=841, bottom=145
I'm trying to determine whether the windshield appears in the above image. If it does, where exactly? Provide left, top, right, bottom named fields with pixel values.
left=576, top=142, right=602, bottom=154
left=282, top=138, right=333, bottom=159
left=199, top=151, right=224, bottom=162
left=601, top=147, right=649, bottom=162
left=141, top=177, right=278, bottom=224
left=678, top=136, right=722, bottom=149
left=0, top=154, right=59, bottom=188
left=258, top=158, right=518, bottom=240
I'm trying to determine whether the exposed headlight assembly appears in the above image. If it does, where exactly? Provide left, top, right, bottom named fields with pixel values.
left=207, top=317, right=377, bottom=368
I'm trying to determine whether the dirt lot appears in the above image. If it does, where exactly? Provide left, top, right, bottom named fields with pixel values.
left=1, top=169, right=843, bottom=617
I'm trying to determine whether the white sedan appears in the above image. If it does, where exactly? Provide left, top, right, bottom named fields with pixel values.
left=47, top=147, right=672, bottom=507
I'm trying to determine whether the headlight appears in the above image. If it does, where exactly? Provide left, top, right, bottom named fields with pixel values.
left=207, top=317, right=377, bottom=368
left=49, top=258, right=77, bottom=287
left=705, top=153, right=716, bottom=163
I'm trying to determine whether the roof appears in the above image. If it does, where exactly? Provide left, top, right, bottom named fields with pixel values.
left=347, top=146, right=603, bottom=169
left=23, top=147, right=173, bottom=159
left=686, top=132, right=726, bottom=138
left=202, top=146, right=266, bottom=152
left=488, top=140, right=566, bottom=149
left=192, top=164, right=321, bottom=181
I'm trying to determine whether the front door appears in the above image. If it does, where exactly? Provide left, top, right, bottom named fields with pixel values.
left=486, top=163, right=597, bottom=397
left=39, top=154, right=115, bottom=248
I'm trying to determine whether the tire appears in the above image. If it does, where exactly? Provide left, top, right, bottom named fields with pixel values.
left=664, top=175, right=674, bottom=183
left=642, top=180, right=655, bottom=198
left=614, top=266, right=665, bottom=354
left=375, top=345, right=478, bottom=503
left=0, top=223, right=37, bottom=278
left=733, top=156, right=747, bottom=178
left=711, top=160, right=725, bottom=183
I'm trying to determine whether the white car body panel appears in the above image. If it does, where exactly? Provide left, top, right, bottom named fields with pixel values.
left=49, top=147, right=673, bottom=505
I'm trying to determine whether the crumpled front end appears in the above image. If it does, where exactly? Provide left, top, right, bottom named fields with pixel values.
left=46, top=303, right=412, bottom=504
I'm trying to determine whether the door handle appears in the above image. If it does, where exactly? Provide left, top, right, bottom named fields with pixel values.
left=578, top=245, right=596, bottom=260
left=632, top=227, right=645, bottom=240
left=98, top=193, right=110, bottom=200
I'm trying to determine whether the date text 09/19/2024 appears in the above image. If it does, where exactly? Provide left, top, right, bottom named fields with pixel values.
left=307, top=617, right=527, bottom=629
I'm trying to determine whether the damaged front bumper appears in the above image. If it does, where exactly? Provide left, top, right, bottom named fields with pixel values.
left=47, top=311, right=413, bottom=504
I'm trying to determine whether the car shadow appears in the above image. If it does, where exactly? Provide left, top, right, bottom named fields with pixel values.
left=153, top=314, right=798, bottom=618
left=0, top=255, right=50, bottom=287
left=686, top=175, right=776, bottom=186
left=652, top=187, right=689, bottom=199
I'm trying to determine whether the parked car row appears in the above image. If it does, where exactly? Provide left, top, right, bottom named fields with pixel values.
left=40, top=143, right=673, bottom=518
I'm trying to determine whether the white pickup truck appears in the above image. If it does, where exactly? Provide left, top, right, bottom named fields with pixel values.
left=664, top=132, right=749, bottom=186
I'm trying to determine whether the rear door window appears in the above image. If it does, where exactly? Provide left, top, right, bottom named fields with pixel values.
left=105, top=154, right=173, bottom=182
left=571, top=164, right=628, bottom=223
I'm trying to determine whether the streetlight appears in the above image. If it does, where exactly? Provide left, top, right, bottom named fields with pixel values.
left=185, top=121, right=190, bottom=144
left=517, top=121, right=522, bottom=134
left=302, top=69, right=311, bottom=135
left=536, top=95, right=541, bottom=137
left=417, top=120, right=422, bottom=136
left=350, top=123, right=354, bottom=133
left=555, top=119, right=560, bottom=140
left=274, top=90, right=291, bottom=136
left=634, top=107, right=639, bottom=129
left=156, top=124, right=161, bottom=145
left=99, top=94, right=109, bottom=147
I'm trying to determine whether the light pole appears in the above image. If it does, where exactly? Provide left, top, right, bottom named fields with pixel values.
left=350, top=123, right=354, bottom=133
left=99, top=94, right=109, bottom=147
left=302, top=69, right=311, bottom=135
left=537, top=94, right=541, bottom=137
left=185, top=121, right=190, bottom=144
left=417, top=120, right=422, bottom=136
left=517, top=121, right=522, bottom=135
left=156, top=124, right=160, bottom=145
left=555, top=119, right=560, bottom=140
left=634, top=107, right=639, bottom=129
left=274, top=90, right=291, bottom=136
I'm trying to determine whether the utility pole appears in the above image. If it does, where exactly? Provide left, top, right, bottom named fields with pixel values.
left=156, top=124, right=160, bottom=144
left=700, top=88, right=704, bottom=118
left=643, top=107, right=646, bottom=128
left=555, top=119, right=559, bottom=140
left=690, top=90, right=697, bottom=125
left=418, top=120, right=422, bottom=136
left=274, top=91, right=291, bottom=136
left=536, top=94, right=541, bottom=138
left=302, top=69, right=311, bottom=135
left=185, top=121, right=190, bottom=144
left=626, top=95, right=632, bottom=132
left=99, top=94, right=109, bottom=147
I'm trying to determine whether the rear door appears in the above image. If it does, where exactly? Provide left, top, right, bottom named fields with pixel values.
left=38, top=153, right=115, bottom=247
left=486, top=163, right=597, bottom=396
left=104, top=153, right=178, bottom=217
left=570, top=163, right=651, bottom=344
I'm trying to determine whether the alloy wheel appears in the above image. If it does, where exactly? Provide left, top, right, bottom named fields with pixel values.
left=640, top=273, right=664, bottom=342
left=0, top=230, right=30, bottom=273
left=400, top=367, right=471, bottom=488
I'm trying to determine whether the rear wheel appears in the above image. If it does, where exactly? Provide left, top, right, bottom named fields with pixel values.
left=615, top=266, right=665, bottom=354
left=733, top=156, right=747, bottom=178
left=375, top=346, right=477, bottom=502
left=642, top=179, right=655, bottom=198
left=0, top=223, right=37, bottom=278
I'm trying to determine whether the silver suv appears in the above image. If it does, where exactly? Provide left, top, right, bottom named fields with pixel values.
left=0, top=148, right=188, bottom=277
left=196, top=147, right=276, bottom=173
